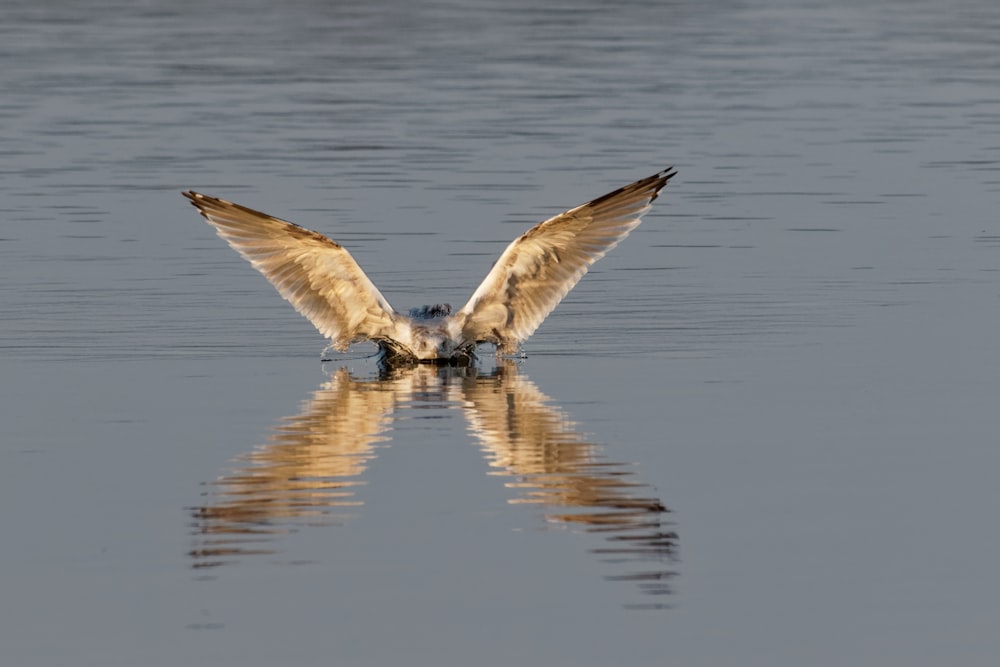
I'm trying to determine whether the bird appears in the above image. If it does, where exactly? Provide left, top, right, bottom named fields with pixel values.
left=184, top=167, right=676, bottom=363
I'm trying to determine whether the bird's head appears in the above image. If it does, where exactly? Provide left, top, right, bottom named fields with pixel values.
left=407, top=303, right=453, bottom=320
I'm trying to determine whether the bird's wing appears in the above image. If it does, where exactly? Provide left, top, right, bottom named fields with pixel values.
left=184, top=192, right=397, bottom=350
left=454, top=168, right=676, bottom=351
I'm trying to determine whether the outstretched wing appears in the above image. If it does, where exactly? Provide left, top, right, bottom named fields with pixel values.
left=455, top=168, right=676, bottom=352
left=184, top=192, right=397, bottom=351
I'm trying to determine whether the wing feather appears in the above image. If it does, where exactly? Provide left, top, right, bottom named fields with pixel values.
left=455, top=168, right=676, bottom=352
left=184, top=192, right=396, bottom=350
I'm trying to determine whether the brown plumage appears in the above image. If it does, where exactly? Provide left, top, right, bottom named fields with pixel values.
left=184, top=167, right=676, bottom=362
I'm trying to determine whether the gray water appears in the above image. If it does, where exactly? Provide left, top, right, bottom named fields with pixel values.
left=2, top=0, right=999, bottom=665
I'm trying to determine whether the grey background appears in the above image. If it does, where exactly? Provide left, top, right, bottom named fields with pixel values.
left=1, top=0, right=998, bottom=665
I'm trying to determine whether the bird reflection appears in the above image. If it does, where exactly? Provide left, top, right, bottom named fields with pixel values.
left=190, top=362, right=676, bottom=604
left=460, top=367, right=677, bottom=604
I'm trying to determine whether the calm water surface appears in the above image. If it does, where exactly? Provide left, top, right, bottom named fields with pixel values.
left=1, top=0, right=999, bottom=665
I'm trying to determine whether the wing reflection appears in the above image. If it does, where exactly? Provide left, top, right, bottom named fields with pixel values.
left=190, top=362, right=677, bottom=603
left=189, top=367, right=398, bottom=567
left=459, top=365, right=677, bottom=604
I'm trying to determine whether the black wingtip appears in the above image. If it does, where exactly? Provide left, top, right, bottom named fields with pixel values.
left=586, top=166, right=678, bottom=209
left=651, top=166, right=678, bottom=199
left=182, top=191, right=207, bottom=209
left=655, top=167, right=678, bottom=186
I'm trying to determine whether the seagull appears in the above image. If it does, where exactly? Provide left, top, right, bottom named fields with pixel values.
left=184, top=167, right=676, bottom=362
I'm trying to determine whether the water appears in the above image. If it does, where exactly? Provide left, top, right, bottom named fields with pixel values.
left=189, top=363, right=676, bottom=605
left=1, top=0, right=999, bottom=665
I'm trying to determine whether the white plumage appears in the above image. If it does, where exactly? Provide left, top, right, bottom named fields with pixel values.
left=184, top=168, right=676, bottom=362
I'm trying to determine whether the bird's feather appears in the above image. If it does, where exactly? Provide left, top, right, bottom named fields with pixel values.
left=455, top=168, right=676, bottom=352
left=183, top=167, right=676, bottom=360
left=183, top=192, right=397, bottom=351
